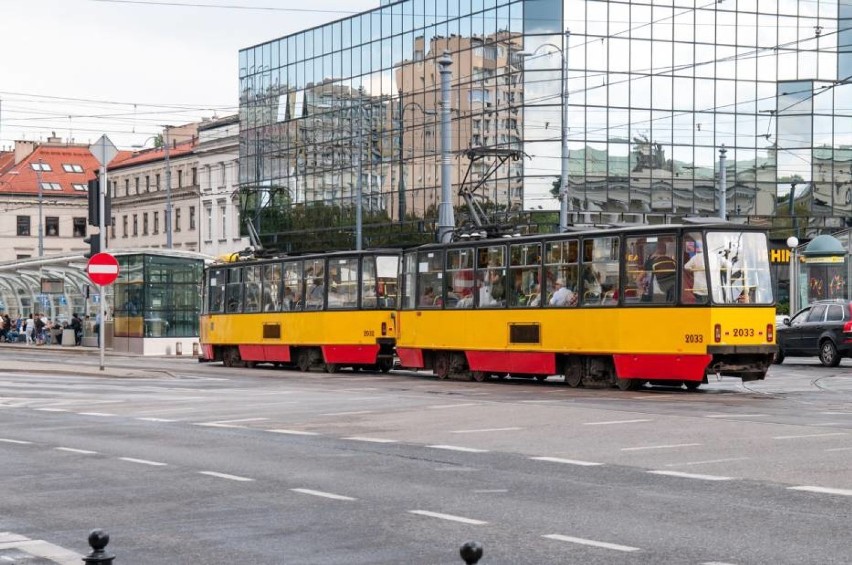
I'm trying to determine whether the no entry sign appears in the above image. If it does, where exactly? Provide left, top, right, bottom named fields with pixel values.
left=86, top=253, right=120, bottom=286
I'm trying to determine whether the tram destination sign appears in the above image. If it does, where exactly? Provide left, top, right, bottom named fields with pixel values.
left=86, top=253, right=120, bottom=286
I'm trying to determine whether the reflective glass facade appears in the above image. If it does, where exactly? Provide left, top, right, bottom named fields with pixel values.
left=239, top=0, right=852, bottom=253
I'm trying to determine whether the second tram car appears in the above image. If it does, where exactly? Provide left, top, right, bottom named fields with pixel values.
left=200, top=223, right=777, bottom=390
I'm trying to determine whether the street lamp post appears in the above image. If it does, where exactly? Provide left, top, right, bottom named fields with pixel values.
left=787, top=235, right=799, bottom=314
left=718, top=145, right=727, bottom=220
left=520, top=29, right=571, bottom=231
left=437, top=51, right=455, bottom=243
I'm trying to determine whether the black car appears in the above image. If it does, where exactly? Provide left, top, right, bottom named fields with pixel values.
left=775, top=299, right=852, bottom=367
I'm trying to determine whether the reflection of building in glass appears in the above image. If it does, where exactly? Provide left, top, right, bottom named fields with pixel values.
left=239, top=0, right=852, bottom=252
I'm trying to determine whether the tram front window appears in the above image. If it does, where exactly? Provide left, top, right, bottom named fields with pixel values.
left=705, top=232, right=773, bottom=305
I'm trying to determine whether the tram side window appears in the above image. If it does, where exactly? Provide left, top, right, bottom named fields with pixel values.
left=544, top=239, right=579, bottom=307
left=207, top=268, right=226, bottom=314
left=261, top=263, right=281, bottom=312
left=509, top=243, right=542, bottom=307
left=282, top=261, right=303, bottom=311
left=304, top=259, right=325, bottom=309
left=363, top=255, right=399, bottom=310
left=243, top=265, right=262, bottom=312
left=476, top=245, right=507, bottom=308
left=402, top=253, right=417, bottom=309
left=225, top=267, right=243, bottom=313
left=447, top=248, right=474, bottom=309
left=681, top=231, right=706, bottom=304
left=625, top=234, right=677, bottom=305
left=417, top=250, right=444, bottom=308
left=581, top=236, right=620, bottom=306
left=328, top=257, right=358, bottom=309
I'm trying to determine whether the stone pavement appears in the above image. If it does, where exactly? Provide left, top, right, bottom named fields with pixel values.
left=0, top=532, right=81, bottom=565
left=0, top=342, right=180, bottom=379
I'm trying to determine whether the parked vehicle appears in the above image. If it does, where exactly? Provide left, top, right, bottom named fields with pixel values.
left=775, top=299, right=852, bottom=367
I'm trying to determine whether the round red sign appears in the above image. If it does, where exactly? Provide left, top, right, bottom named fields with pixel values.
left=86, top=252, right=120, bottom=286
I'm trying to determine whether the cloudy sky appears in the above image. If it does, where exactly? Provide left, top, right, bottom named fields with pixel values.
left=0, top=0, right=377, bottom=149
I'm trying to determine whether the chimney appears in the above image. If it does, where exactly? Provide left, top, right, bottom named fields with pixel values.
left=14, top=140, right=36, bottom=164
left=47, top=131, right=62, bottom=144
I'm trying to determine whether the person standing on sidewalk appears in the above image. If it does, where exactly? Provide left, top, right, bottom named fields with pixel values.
left=24, top=314, right=35, bottom=345
left=70, top=313, right=83, bottom=346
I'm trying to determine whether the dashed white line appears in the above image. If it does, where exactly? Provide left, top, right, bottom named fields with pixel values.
left=648, top=470, right=732, bottom=481
left=137, top=417, right=178, bottom=422
left=0, top=438, right=32, bottom=445
left=266, top=429, right=320, bottom=436
left=825, top=446, right=852, bottom=452
left=788, top=485, right=852, bottom=497
left=76, top=412, right=115, bottom=417
left=198, top=471, right=254, bottom=482
left=409, top=510, right=487, bottom=525
left=583, top=419, right=652, bottom=426
left=321, top=410, right=375, bottom=416
left=542, top=534, right=641, bottom=552
left=35, top=408, right=68, bottom=413
left=621, top=443, right=702, bottom=452
left=344, top=437, right=398, bottom=443
left=665, top=457, right=749, bottom=468
left=427, top=403, right=480, bottom=410
left=118, top=457, right=167, bottom=467
left=428, top=445, right=489, bottom=453
left=705, top=414, right=767, bottom=419
left=451, top=427, right=523, bottom=434
left=772, top=432, right=847, bottom=440
left=530, top=456, right=603, bottom=467
left=291, top=488, right=356, bottom=501
left=55, top=447, right=97, bottom=455
left=195, top=417, right=268, bottom=428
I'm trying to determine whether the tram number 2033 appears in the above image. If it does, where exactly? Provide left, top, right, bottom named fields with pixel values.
left=684, top=333, right=705, bottom=344
left=732, top=328, right=756, bottom=337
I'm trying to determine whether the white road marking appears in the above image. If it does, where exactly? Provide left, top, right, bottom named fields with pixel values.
left=531, top=456, right=603, bottom=467
left=344, top=437, right=398, bottom=443
left=35, top=408, right=68, bottom=412
left=199, top=471, right=254, bottom=482
left=665, top=457, right=750, bottom=467
left=451, top=427, right=523, bottom=434
left=428, top=445, right=489, bottom=453
left=473, top=489, right=508, bottom=493
left=772, top=432, right=847, bottom=440
left=321, top=410, right=375, bottom=416
left=76, top=412, right=115, bottom=417
left=409, top=510, right=487, bottom=525
left=583, top=419, right=652, bottom=426
left=648, top=470, right=732, bottom=481
left=266, top=429, right=320, bottom=436
left=820, top=412, right=852, bottom=415
left=621, top=443, right=702, bottom=451
left=118, top=457, right=167, bottom=466
left=826, top=446, right=852, bottom=452
left=705, top=413, right=767, bottom=418
left=55, top=447, right=97, bottom=455
left=788, top=486, right=852, bottom=497
left=702, top=562, right=739, bottom=565
left=427, top=403, right=480, bottom=409
left=0, top=535, right=81, bottom=564
left=291, top=488, right=356, bottom=501
left=195, top=417, right=268, bottom=428
left=542, top=534, right=641, bottom=552
left=0, top=438, right=31, bottom=445
left=137, top=417, right=178, bottom=422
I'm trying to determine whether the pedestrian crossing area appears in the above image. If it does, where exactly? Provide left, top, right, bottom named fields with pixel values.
left=0, top=533, right=79, bottom=565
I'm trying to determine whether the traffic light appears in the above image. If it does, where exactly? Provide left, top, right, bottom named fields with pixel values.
left=87, top=177, right=111, bottom=227
left=83, top=234, right=100, bottom=259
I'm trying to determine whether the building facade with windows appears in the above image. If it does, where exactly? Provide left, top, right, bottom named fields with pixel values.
left=239, top=0, right=852, bottom=255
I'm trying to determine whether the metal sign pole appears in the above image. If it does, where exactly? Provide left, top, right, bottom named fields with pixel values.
left=98, top=283, right=105, bottom=371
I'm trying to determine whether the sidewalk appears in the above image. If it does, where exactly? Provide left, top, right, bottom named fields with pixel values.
left=0, top=342, right=180, bottom=378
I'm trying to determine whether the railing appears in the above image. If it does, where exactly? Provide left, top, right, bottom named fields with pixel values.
left=82, top=530, right=484, bottom=564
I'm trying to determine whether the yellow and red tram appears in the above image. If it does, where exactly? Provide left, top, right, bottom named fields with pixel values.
left=200, top=223, right=777, bottom=390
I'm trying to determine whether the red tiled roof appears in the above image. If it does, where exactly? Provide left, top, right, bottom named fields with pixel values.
left=108, top=138, right=196, bottom=171
left=0, top=145, right=132, bottom=197
left=0, top=151, right=15, bottom=175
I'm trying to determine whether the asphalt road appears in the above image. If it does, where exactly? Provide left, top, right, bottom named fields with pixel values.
left=0, top=349, right=850, bottom=564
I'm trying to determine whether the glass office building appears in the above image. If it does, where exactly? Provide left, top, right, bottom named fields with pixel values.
left=239, top=0, right=852, bottom=253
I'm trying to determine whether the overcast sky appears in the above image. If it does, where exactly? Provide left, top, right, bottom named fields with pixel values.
left=0, top=0, right=378, bottom=150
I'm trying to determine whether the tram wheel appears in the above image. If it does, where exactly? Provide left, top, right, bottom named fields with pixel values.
left=377, top=358, right=393, bottom=373
left=222, top=347, right=239, bottom=368
left=471, top=371, right=488, bottom=382
left=615, top=377, right=638, bottom=391
left=535, top=375, right=548, bottom=382
left=683, top=381, right=701, bottom=391
left=245, top=361, right=256, bottom=369
left=565, top=371, right=583, bottom=388
left=325, top=363, right=340, bottom=373
left=434, top=353, right=450, bottom=379
left=297, top=350, right=311, bottom=372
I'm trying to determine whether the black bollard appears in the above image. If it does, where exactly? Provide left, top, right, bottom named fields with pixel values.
left=82, top=529, right=115, bottom=564
left=459, top=540, right=483, bottom=564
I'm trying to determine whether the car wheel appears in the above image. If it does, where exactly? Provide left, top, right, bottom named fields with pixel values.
left=819, top=340, right=841, bottom=367
left=773, top=349, right=785, bottom=364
